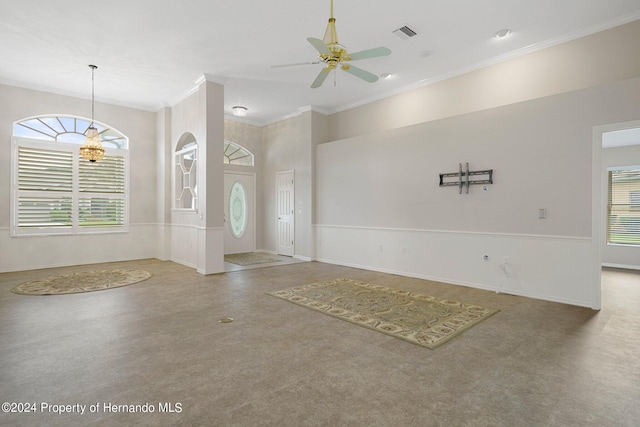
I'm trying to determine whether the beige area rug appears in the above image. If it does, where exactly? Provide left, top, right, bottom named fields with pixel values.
left=268, top=278, right=499, bottom=349
left=11, top=269, right=153, bottom=295
left=224, top=252, right=281, bottom=266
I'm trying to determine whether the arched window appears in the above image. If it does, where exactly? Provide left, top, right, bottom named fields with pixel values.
left=11, top=115, right=129, bottom=236
left=224, top=140, right=254, bottom=166
left=14, top=115, right=128, bottom=148
left=174, top=133, right=197, bottom=210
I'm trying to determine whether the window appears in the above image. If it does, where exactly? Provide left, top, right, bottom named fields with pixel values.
left=174, top=133, right=197, bottom=210
left=11, top=115, right=129, bottom=236
left=224, top=140, right=254, bottom=166
left=607, top=168, right=640, bottom=245
left=14, top=115, right=127, bottom=148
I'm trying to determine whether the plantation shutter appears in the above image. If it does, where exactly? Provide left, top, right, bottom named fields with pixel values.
left=17, top=146, right=73, bottom=228
left=608, top=169, right=640, bottom=245
left=12, top=119, right=129, bottom=236
left=78, top=154, right=126, bottom=226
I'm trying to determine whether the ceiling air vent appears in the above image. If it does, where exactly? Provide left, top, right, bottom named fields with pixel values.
left=393, top=25, right=418, bottom=40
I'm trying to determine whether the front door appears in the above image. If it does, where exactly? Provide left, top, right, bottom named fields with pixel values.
left=276, top=170, right=294, bottom=256
left=224, top=172, right=255, bottom=255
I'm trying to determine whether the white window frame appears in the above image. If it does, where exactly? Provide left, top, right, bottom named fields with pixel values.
left=224, top=140, right=254, bottom=166
left=607, top=165, right=640, bottom=246
left=11, top=136, right=130, bottom=236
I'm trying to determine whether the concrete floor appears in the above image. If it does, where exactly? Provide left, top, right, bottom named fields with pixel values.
left=0, top=260, right=638, bottom=426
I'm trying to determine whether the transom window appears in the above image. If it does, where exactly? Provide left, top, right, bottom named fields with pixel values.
left=14, top=115, right=127, bottom=148
left=11, top=115, right=129, bottom=236
left=224, top=140, right=254, bottom=166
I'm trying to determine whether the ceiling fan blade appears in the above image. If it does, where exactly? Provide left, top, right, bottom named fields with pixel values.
left=307, top=37, right=331, bottom=56
left=311, top=69, right=331, bottom=88
left=347, top=46, right=391, bottom=61
left=271, top=61, right=321, bottom=69
left=342, top=64, right=378, bottom=83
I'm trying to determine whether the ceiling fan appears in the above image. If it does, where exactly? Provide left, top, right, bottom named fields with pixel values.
left=273, top=0, right=391, bottom=88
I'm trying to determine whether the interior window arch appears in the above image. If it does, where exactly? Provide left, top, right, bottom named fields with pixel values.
left=175, top=133, right=198, bottom=210
left=14, top=115, right=128, bottom=148
left=11, top=115, right=129, bottom=236
left=224, top=140, right=254, bottom=166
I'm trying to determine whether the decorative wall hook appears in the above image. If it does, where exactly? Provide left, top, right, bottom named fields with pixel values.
left=439, top=162, right=493, bottom=194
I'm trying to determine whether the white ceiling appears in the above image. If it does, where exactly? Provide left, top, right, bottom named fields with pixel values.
left=1, top=0, right=640, bottom=125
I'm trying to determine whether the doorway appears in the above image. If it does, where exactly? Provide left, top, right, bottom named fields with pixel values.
left=593, top=120, right=640, bottom=310
left=276, top=170, right=294, bottom=256
left=224, top=172, right=256, bottom=255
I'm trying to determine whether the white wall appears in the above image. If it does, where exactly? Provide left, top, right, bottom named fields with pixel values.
left=316, top=226, right=593, bottom=306
left=169, top=80, right=225, bottom=274
left=315, top=77, right=640, bottom=308
left=602, top=142, right=640, bottom=269
left=0, top=84, right=158, bottom=272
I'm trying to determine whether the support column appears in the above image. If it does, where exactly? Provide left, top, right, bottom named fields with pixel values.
left=197, top=79, right=225, bottom=274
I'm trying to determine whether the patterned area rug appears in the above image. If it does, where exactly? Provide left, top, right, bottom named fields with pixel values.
left=11, top=269, right=153, bottom=295
left=268, top=278, right=499, bottom=349
left=224, top=252, right=281, bottom=266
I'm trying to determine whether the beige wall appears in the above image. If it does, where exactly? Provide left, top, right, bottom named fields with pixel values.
left=0, top=84, right=158, bottom=271
left=0, top=84, right=159, bottom=227
left=262, top=112, right=314, bottom=259
left=327, top=19, right=640, bottom=142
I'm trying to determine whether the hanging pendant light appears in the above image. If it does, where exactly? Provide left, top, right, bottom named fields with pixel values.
left=80, top=65, right=105, bottom=162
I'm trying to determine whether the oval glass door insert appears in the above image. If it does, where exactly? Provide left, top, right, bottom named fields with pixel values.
left=229, top=181, right=247, bottom=238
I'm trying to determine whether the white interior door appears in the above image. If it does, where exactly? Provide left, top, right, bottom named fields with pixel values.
left=276, top=170, right=294, bottom=256
left=224, top=172, right=255, bottom=255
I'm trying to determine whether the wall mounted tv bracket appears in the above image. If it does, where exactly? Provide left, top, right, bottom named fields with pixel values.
left=439, top=162, right=493, bottom=194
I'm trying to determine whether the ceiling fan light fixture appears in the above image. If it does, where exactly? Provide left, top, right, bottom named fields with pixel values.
left=232, top=106, right=248, bottom=117
left=305, top=0, right=392, bottom=89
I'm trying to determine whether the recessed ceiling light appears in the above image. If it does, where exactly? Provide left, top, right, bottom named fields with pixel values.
left=380, top=73, right=392, bottom=79
left=419, top=50, right=433, bottom=59
left=494, top=28, right=512, bottom=39
left=232, top=106, right=248, bottom=117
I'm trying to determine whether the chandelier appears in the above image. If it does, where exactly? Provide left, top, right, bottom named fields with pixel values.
left=80, top=65, right=105, bottom=162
